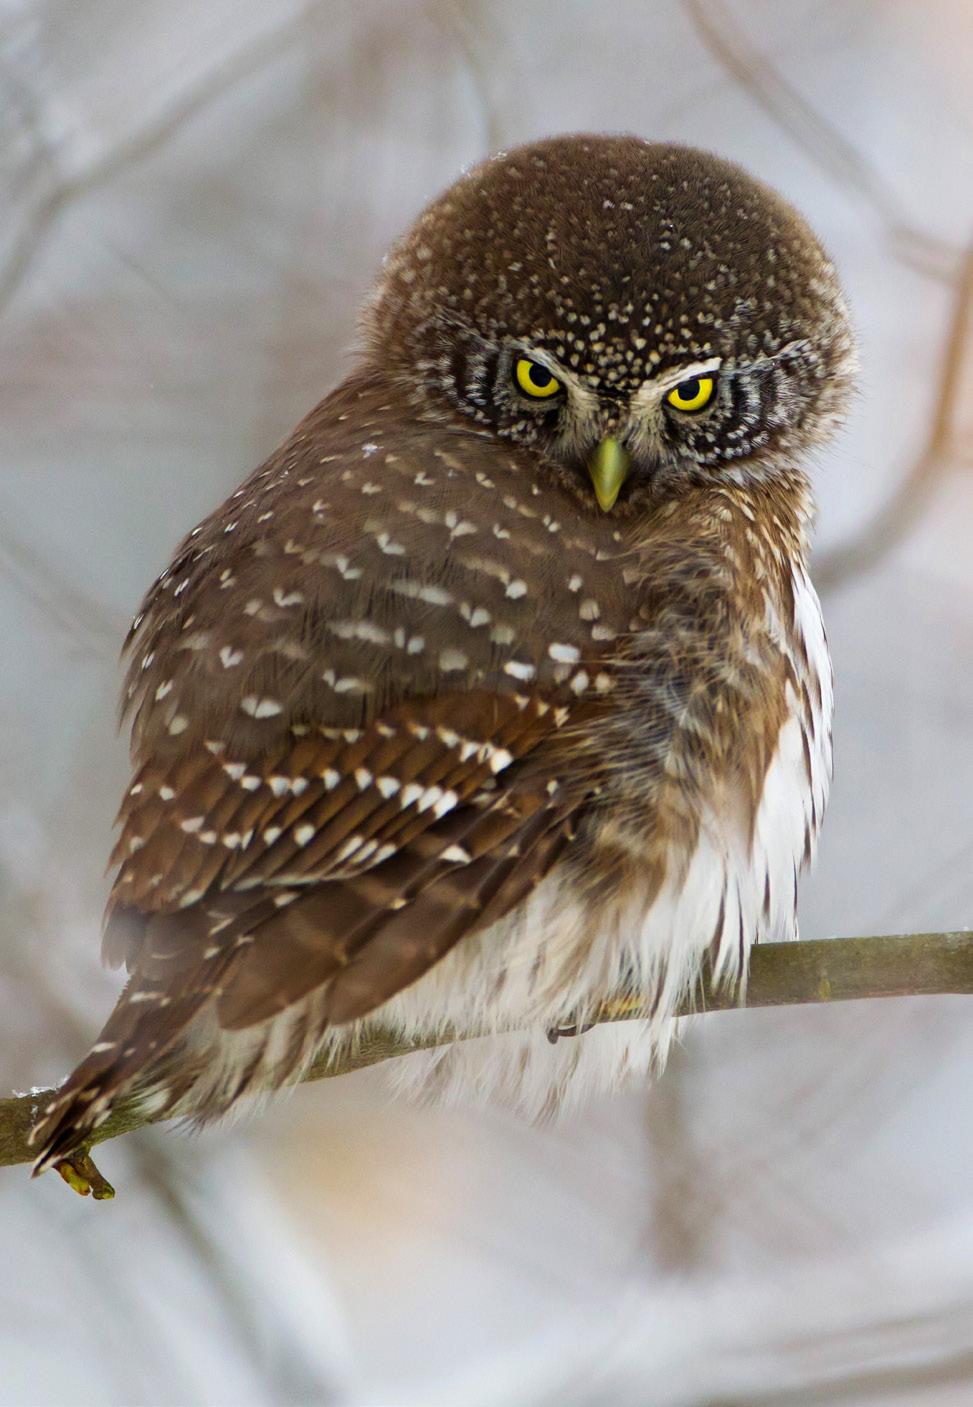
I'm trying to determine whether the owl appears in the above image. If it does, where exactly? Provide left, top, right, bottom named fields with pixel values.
left=32, top=134, right=854, bottom=1171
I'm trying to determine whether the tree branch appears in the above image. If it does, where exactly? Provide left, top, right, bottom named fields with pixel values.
left=2, top=932, right=970, bottom=1192
left=683, top=0, right=973, bottom=594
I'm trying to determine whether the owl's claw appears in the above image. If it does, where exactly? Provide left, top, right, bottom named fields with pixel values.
left=54, top=1150, right=115, bottom=1200
left=546, top=1018, right=596, bottom=1043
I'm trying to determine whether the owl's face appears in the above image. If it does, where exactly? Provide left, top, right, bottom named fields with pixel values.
left=369, top=135, right=856, bottom=512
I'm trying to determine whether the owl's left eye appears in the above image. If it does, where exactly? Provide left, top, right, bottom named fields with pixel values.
left=514, top=357, right=562, bottom=399
left=666, top=374, right=717, bottom=414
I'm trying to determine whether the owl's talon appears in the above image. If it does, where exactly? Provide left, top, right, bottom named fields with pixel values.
left=546, top=1019, right=596, bottom=1043
left=54, top=1150, right=115, bottom=1200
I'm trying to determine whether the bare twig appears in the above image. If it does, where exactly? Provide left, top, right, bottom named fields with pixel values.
left=684, top=0, right=973, bottom=592
left=815, top=245, right=973, bottom=591
left=0, top=9, right=316, bottom=317
left=0, top=527, right=125, bottom=656
left=436, top=0, right=510, bottom=154
left=684, top=0, right=960, bottom=279
left=1, top=931, right=970, bottom=1185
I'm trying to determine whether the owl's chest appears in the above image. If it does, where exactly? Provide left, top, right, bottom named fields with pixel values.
left=579, top=546, right=832, bottom=898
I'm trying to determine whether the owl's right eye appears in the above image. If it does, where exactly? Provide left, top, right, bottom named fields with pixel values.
left=514, top=357, right=562, bottom=399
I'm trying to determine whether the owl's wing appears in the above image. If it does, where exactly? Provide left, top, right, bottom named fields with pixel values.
left=107, top=684, right=592, bottom=1028
left=31, top=387, right=628, bottom=1167
left=31, top=684, right=596, bottom=1168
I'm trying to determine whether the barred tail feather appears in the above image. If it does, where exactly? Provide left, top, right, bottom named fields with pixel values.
left=28, top=972, right=224, bottom=1175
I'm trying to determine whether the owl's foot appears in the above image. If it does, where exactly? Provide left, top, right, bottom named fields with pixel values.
left=546, top=1018, right=596, bottom=1043
left=54, top=1149, right=115, bottom=1200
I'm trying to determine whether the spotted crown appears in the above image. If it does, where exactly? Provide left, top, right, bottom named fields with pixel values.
left=370, top=134, right=855, bottom=479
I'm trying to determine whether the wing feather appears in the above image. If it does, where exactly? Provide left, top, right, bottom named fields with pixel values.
left=31, top=687, right=594, bottom=1167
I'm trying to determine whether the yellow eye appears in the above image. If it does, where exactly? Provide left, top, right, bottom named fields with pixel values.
left=514, top=357, right=561, bottom=399
left=666, top=374, right=716, bottom=414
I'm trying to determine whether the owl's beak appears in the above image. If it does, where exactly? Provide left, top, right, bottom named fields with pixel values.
left=587, top=437, right=631, bottom=512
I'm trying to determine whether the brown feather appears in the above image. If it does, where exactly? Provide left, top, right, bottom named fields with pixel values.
left=32, top=134, right=851, bottom=1169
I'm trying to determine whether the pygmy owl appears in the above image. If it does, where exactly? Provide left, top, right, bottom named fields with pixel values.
left=32, top=134, right=854, bottom=1170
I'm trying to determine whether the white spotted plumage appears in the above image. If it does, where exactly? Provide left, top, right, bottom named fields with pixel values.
left=30, top=135, right=855, bottom=1174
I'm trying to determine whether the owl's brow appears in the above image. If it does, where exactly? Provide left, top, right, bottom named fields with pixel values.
left=507, top=341, right=563, bottom=377
left=719, top=339, right=814, bottom=379
left=628, top=356, right=723, bottom=414
left=509, top=341, right=602, bottom=410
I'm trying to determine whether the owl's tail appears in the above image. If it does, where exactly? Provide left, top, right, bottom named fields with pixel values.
left=28, top=973, right=217, bottom=1178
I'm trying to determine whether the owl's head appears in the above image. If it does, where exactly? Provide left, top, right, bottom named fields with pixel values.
left=367, top=134, right=856, bottom=512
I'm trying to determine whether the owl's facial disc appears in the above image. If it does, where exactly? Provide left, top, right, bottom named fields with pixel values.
left=508, top=347, right=729, bottom=510
left=583, top=357, right=723, bottom=510
left=371, top=136, right=857, bottom=507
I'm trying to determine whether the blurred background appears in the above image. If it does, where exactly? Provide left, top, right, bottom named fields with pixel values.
left=2, top=2, right=972, bottom=1402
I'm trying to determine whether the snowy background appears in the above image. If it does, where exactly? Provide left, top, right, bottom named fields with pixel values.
left=1, top=1, right=972, bottom=1403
